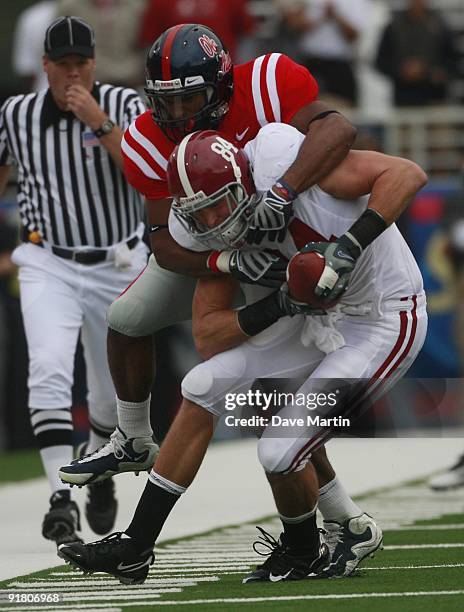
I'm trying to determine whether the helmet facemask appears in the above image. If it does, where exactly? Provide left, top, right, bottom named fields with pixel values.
left=145, top=82, right=228, bottom=143
left=173, top=182, right=255, bottom=248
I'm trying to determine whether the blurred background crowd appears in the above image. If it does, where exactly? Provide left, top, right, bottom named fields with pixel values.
left=0, top=0, right=463, bottom=451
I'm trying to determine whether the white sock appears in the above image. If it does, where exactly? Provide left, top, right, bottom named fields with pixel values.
left=40, top=445, right=73, bottom=494
left=279, top=503, right=317, bottom=523
left=88, top=430, right=109, bottom=453
left=318, top=476, right=363, bottom=522
left=149, top=469, right=186, bottom=495
left=117, top=395, right=153, bottom=438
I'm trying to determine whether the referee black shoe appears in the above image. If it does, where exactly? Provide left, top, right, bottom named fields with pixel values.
left=42, top=490, right=82, bottom=546
left=86, top=479, right=118, bottom=535
left=59, top=427, right=158, bottom=485
left=75, top=442, right=118, bottom=535
left=58, top=532, right=154, bottom=585
left=242, top=527, right=329, bottom=583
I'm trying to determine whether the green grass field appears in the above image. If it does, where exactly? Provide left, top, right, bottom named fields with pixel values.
left=1, top=478, right=463, bottom=611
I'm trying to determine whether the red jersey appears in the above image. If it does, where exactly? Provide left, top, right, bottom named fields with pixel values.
left=121, top=53, right=318, bottom=200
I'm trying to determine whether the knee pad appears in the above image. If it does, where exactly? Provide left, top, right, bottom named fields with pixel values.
left=181, top=364, right=219, bottom=416
left=257, top=436, right=310, bottom=474
left=107, top=291, right=152, bottom=337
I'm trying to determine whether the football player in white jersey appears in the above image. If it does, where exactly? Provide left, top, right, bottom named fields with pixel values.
left=58, top=125, right=428, bottom=585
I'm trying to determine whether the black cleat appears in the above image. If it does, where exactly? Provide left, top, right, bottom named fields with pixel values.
left=42, top=490, right=82, bottom=546
left=58, top=532, right=154, bottom=585
left=243, top=526, right=329, bottom=583
left=86, top=479, right=118, bottom=535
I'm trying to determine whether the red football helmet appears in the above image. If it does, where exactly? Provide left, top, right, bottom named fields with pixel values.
left=167, top=131, right=256, bottom=247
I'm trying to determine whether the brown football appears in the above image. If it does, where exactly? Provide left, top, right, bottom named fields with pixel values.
left=286, top=251, right=338, bottom=309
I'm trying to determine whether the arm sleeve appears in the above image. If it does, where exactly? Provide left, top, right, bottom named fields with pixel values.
left=275, top=54, right=319, bottom=124
left=121, top=118, right=170, bottom=199
left=122, top=154, right=170, bottom=199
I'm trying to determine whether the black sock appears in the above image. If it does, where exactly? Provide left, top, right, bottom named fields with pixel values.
left=281, top=513, right=319, bottom=553
left=125, top=477, right=181, bottom=552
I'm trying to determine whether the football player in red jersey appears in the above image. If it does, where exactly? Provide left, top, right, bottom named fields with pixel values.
left=59, top=24, right=361, bottom=551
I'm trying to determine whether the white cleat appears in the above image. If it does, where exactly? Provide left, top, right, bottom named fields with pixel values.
left=321, top=513, right=383, bottom=577
left=58, top=427, right=159, bottom=485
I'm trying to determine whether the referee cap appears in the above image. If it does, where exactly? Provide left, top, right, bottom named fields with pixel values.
left=45, top=16, right=95, bottom=61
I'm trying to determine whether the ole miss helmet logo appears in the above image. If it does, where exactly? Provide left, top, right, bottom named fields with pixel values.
left=220, top=50, right=232, bottom=74
left=198, top=34, right=218, bottom=58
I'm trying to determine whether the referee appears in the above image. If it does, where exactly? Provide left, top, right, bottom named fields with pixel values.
left=0, top=16, right=148, bottom=545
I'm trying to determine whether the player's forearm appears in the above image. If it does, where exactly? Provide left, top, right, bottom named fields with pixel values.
left=152, top=229, right=213, bottom=277
left=367, top=161, right=428, bottom=225
left=284, top=112, right=356, bottom=193
left=193, top=310, right=248, bottom=360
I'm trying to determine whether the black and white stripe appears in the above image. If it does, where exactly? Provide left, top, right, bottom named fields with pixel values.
left=0, top=84, right=146, bottom=247
left=30, top=408, right=73, bottom=448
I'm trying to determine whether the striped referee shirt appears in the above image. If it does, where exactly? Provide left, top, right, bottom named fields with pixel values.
left=0, top=83, right=146, bottom=248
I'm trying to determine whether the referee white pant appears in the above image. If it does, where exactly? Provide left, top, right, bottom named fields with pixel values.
left=181, top=294, right=427, bottom=474
left=12, top=241, right=148, bottom=435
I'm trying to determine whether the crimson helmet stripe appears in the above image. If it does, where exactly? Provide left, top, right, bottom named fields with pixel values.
left=176, top=133, right=197, bottom=197
left=161, top=24, right=185, bottom=81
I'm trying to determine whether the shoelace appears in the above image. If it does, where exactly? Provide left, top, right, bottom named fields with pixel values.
left=84, top=531, right=134, bottom=560
left=252, top=526, right=284, bottom=557
left=252, top=526, right=326, bottom=576
left=78, top=430, right=127, bottom=462
left=252, top=526, right=293, bottom=573
left=88, top=531, right=125, bottom=547
left=322, top=523, right=344, bottom=551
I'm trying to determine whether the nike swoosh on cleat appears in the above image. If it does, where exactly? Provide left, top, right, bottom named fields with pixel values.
left=117, top=558, right=151, bottom=573
left=269, top=569, right=292, bottom=582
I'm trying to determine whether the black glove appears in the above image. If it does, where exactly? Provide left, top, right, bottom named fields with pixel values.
left=300, top=235, right=362, bottom=303
left=276, top=283, right=327, bottom=316
left=246, top=182, right=296, bottom=245
left=237, top=282, right=326, bottom=337
left=207, top=249, right=287, bottom=288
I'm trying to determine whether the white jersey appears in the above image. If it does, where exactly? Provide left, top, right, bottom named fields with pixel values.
left=169, top=123, right=424, bottom=307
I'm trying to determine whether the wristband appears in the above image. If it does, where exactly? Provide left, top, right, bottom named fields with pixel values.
left=275, top=178, right=298, bottom=202
left=237, top=291, right=283, bottom=336
left=345, top=209, right=388, bottom=251
left=207, top=250, right=232, bottom=274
